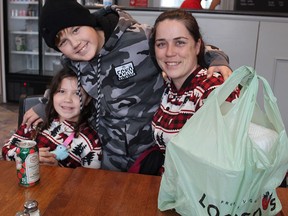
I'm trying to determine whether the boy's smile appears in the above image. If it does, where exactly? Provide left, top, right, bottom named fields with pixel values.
left=56, top=26, right=105, bottom=61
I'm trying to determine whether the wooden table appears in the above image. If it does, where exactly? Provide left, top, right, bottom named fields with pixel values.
left=277, top=187, right=288, bottom=216
left=42, top=167, right=178, bottom=215
left=0, top=160, right=286, bottom=215
left=0, top=160, right=73, bottom=215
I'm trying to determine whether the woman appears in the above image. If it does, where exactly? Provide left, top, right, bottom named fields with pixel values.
left=150, top=9, right=239, bottom=170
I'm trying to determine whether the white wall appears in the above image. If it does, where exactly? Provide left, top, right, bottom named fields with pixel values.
left=194, top=14, right=259, bottom=70
left=255, top=21, right=288, bottom=131
left=128, top=11, right=259, bottom=70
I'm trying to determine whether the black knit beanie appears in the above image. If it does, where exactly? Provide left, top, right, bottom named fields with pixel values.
left=40, top=0, right=98, bottom=52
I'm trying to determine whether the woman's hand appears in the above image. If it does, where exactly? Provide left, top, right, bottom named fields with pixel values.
left=39, top=147, right=58, bottom=166
left=22, top=108, right=43, bottom=129
left=207, top=65, right=232, bottom=80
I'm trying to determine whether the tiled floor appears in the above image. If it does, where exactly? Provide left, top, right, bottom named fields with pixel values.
left=0, top=102, right=19, bottom=113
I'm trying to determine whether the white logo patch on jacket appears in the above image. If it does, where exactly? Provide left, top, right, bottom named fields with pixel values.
left=115, top=62, right=136, bottom=81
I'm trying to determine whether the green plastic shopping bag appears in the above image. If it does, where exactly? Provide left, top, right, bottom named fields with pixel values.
left=158, top=66, right=288, bottom=216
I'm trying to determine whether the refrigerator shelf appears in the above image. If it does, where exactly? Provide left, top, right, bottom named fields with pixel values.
left=10, top=1, right=38, bottom=5
left=11, top=50, right=38, bottom=55
left=10, top=31, right=38, bottom=35
left=11, top=16, right=38, bottom=20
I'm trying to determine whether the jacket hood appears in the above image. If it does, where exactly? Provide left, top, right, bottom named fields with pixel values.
left=94, top=5, right=139, bottom=52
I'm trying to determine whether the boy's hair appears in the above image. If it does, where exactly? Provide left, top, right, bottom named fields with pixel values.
left=43, top=67, right=94, bottom=136
left=40, top=0, right=98, bottom=52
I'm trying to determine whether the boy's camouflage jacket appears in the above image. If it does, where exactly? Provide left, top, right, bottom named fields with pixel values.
left=35, top=5, right=230, bottom=172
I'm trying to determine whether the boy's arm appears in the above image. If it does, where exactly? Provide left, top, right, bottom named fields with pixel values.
left=204, top=45, right=230, bottom=67
left=22, top=104, right=45, bottom=129
left=204, top=45, right=232, bottom=80
left=22, top=90, right=49, bottom=128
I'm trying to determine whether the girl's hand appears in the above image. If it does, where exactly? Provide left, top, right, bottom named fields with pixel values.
left=39, top=147, right=58, bottom=166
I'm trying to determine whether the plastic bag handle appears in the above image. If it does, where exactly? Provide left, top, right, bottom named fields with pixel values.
left=258, top=76, right=285, bottom=131
left=213, top=65, right=256, bottom=106
left=213, top=66, right=284, bottom=132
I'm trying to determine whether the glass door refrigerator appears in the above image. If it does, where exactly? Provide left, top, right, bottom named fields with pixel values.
left=3, top=0, right=62, bottom=102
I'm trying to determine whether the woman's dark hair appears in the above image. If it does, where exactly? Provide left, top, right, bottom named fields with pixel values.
left=42, top=66, right=93, bottom=136
left=149, top=9, right=206, bottom=67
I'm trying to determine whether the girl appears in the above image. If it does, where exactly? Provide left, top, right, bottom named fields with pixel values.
left=2, top=67, right=102, bottom=169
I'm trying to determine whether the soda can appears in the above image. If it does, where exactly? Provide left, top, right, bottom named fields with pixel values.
left=15, top=35, right=26, bottom=51
left=15, top=140, right=40, bottom=187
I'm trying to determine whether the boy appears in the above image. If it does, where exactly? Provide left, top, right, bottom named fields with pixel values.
left=24, top=0, right=232, bottom=172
